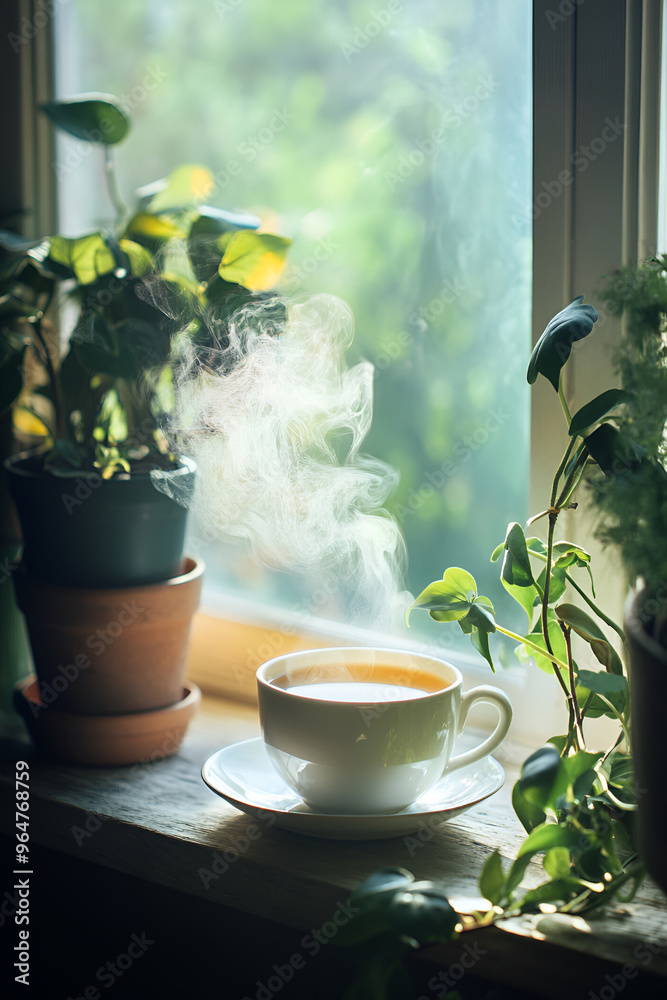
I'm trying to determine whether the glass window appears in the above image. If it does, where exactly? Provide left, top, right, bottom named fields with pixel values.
left=54, top=0, right=532, bottom=654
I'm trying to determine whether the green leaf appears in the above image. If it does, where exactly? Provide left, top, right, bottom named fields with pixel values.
left=577, top=670, right=628, bottom=697
left=218, top=231, right=291, bottom=291
left=124, top=212, right=187, bottom=241
left=383, top=888, right=459, bottom=945
left=501, top=522, right=535, bottom=587
left=466, top=600, right=496, bottom=633
left=336, top=871, right=459, bottom=949
left=519, top=745, right=562, bottom=810
left=536, top=563, right=567, bottom=606
left=605, top=753, right=634, bottom=790
left=568, top=389, right=625, bottom=437
left=48, top=233, right=116, bottom=285
left=118, top=239, right=153, bottom=277
left=544, top=846, right=572, bottom=879
left=517, top=821, right=581, bottom=858
left=470, top=623, right=496, bottom=673
left=490, top=540, right=505, bottom=562
left=497, top=523, right=541, bottom=623
left=407, top=567, right=477, bottom=622
left=525, top=537, right=548, bottom=558
left=503, top=579, right=540, bottom=624
left=513, top=878, right=583, bottom=909
left=41, top=94, right=129, bottom=145
left=148, top=164, right=215, bottom=213
left=349, top=869, right=414, bottom=903
left=189, top=206, right=261, bottom=237
left=512, top=781, right=546, bottom=834
left=521, top=614, right=568, bottom=674
left=0, top=349, right=24, bottom=413
left=555, top=604, right=623, bottom=675
left=585, top=423, right=643, bottom=478
left=552, top=541, right=596, bottom=596
left=527, top=296, right=599, bottom=391
left=479, top=849, right=507, bottom=905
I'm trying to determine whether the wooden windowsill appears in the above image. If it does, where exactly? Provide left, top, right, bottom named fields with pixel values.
left=0, top=688, right=665, bottom=999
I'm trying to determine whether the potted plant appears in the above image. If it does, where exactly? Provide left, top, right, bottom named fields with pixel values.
left=408, top=295, right=649, bottom=913
left=1, top=94, right=291, bottom=755
left=585, top=255, right=667, bottom=894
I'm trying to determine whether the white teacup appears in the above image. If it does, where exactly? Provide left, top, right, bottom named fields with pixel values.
left=256, top=647, right=512, bottom=814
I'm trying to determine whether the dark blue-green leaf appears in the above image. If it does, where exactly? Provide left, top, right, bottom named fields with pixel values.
left=41, top=94, right=129, bottom=145
left=527, top=296, right=599, bottom=391
left=568, top=389, right=625, bottom=438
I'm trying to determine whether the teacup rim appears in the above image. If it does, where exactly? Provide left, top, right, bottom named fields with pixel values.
left=256, top=646, right=462, bottom=704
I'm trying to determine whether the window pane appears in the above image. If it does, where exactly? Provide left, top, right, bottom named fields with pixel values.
left=54, top=0, right=532, bottom=649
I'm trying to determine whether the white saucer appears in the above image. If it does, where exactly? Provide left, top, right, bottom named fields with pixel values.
left=201, top=738, right=505, bottom=840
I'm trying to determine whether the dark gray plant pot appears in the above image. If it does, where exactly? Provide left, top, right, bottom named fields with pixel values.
left=625, top=589, right=667, bottom=896
left=4, top=452, right=195, bottom=588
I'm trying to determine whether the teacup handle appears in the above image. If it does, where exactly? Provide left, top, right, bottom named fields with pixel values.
left=446, top=685, right=512, bottom=773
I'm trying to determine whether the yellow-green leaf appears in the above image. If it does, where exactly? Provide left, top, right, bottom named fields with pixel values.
left=148, top=165, right=215, bottom=214
left=218, top=231, right=291, bottom=291
left=124, top=213, right=187, bottom=241
left=13, top=406, right=51, bottom=437
left=118, top=239, right=153, bottom=276
left=48, top=233, right=116, bottom=285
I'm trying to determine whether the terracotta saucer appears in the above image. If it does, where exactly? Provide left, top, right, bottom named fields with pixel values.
left=14, top=677, right=200, bottom=766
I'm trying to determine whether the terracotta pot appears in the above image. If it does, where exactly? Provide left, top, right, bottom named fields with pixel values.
left=14, top=556, right=204, bottom=715
left=14, top=677, right=201, bottom=766
left=625, top=589, right=667, bottom=895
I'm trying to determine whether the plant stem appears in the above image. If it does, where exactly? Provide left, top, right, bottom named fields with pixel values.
left=558, top=373, right=572, bottom=425
left=495, top=626, right=570, bottom=671
left=554, top=448, right=588, bottom=509
left=550, top=436, right=577, bottom=508
left=597, top=693, right=632, bottom=751
left=104, top=147, right=128, bottom=229
left=564, top=571, right=627, bottom=645
left=541, top=510, right=574, bottom=708
left=560, top=621, right=586, bottom=750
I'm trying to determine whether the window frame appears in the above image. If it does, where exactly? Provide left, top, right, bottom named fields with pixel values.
left=4, top=0, right=663, bottom=744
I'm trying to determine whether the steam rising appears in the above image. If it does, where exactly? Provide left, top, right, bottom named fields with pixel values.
left=154, top=292, right=410, bottom=629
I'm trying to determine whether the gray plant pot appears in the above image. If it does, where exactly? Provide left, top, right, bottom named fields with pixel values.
left=5, top=452, right=195, bottom=588
left=625, top=588, right=667, bottom=896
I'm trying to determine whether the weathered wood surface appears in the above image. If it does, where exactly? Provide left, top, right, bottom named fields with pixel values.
left=1, top=694, right=666, bottom=999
